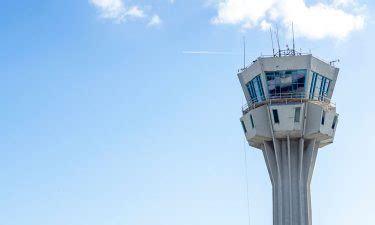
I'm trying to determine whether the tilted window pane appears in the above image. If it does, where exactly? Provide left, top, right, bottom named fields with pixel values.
left=246, top=75, right=265, bottom=104
left=309, top=71, right=332, bottom=100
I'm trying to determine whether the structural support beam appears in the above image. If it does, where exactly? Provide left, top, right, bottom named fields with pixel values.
left=263, top=138, right=319, bottom=225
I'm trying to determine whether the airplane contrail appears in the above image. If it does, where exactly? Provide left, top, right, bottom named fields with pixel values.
left=182, top=51, right=240, bottom=55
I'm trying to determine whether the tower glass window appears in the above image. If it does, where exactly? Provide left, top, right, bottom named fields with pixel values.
left=241, top=120, right=247, bottom=133
left=266, top=70, right=306, bottom=99
left=309, top=71, right=331, bottom=101
left=272, top=109, right=280, bottom=124
left=246, top=75, right=265, bottom=103
left=294, top=107, right=301, bottom=122
left=332, top=115, right=338, bottom=129
left=250, top=114, right=255, bottom=128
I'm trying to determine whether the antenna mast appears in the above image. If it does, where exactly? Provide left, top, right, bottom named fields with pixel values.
left=275, top=24, right=281, bottom=57
left=270, top=28, right=275, bottom=56
left=292, top=22, right=295, bottom=55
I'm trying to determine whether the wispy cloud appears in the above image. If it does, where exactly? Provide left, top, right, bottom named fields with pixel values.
left=209, top=0, right=366, bottom=40
left=148, top=15, right=162, bottom=27
left=125, top=6, right=146, bottom=18
left=89, top=0, right=145, bottom=22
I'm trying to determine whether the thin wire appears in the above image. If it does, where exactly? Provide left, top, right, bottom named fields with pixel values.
left=243, top=36, right=246, bottom=69
left=243, top=137, right=251, bottom=225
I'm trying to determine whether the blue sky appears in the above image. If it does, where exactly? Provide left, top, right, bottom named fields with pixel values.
left=0, top=1, right=374, bottom=225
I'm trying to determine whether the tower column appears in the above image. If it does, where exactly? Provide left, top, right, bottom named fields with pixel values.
left=263, top=138, right=318, bottom=225
left=238, top=54, right=339, bottom=225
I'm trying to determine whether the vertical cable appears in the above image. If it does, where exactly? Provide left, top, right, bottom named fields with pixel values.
left=243, top=138, right=251, bottom=225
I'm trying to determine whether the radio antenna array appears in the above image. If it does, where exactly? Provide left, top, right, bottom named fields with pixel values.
left=268, top=23, right=301, bottom=57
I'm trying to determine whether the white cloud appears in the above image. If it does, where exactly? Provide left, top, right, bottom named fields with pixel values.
left=210, top=0, right=366, bottom=40
left=148, top=15, right=162, bottom=27
left=125, top=6, right=146, bottom=18
left=89, top=0, right=145, bottom=22
left=333, top=0, right=356, bottom=7
left=260, top=20, right=271, bottom=31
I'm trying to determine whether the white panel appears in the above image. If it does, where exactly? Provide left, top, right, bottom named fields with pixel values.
left=260, top=55, right=311, bottom=72
left=241, top=105, right=273, bottom=147
left=305, top=103, right=322, bottom=136
left=269, top=104, right=304, bottom=137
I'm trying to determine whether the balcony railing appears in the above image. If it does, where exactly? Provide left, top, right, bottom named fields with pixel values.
left=242, top=94, right=335, bottom=115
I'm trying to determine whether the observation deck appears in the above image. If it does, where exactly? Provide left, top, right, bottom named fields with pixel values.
left=238, top=53, right=339, bottom=150
left=241, top=94, right=336, bottom=115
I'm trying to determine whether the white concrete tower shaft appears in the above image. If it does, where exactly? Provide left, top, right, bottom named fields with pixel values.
left=238, top=54, right=339, bottom=225
left=264, top=137, right=318, bottom=225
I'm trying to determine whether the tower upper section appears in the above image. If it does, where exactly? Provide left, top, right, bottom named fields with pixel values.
left=238, top=54, right=339, bottom=150
left=238, top=54, right=339, bottom=114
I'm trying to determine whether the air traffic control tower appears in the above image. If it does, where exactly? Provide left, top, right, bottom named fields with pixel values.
left=238, top=50, right=339, bottom=225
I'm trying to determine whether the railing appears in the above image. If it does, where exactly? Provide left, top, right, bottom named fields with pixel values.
left=242, top=94, right=335, bottom=115
left=262, top=50, right=308, bottom=58
left=238, top=52, right=312, bottom=72
left=238, top=52, right=337, bottom=73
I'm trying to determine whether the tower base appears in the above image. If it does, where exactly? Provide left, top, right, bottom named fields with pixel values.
left=263, top=138, right=318, bottom=225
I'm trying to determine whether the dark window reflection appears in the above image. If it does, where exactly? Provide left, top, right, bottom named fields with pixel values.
left=266, top=70, right=306, bottom=98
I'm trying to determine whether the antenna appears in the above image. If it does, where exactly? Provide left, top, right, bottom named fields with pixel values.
left=275, top=24, right=281, bottom=57
left=270, top=28, right=275, bottom=56
left=243, top=36, right=246, bottom=69
left=329, top=59, right=340, bottom=67
left=292, top=22, right=295, bottom=55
